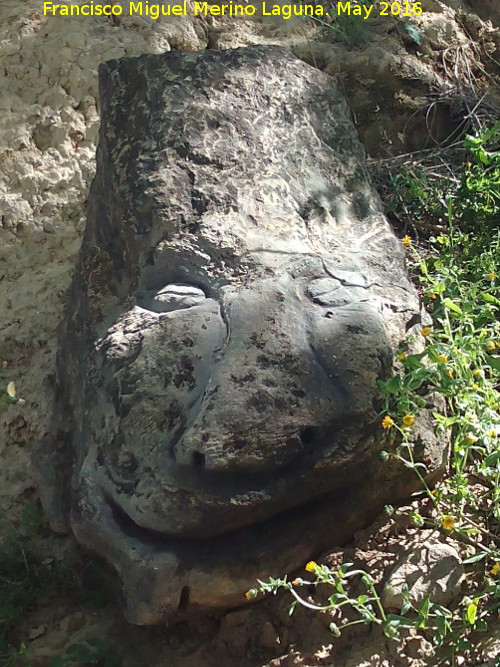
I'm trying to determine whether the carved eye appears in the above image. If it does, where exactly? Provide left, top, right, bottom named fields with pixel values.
left=138, top=284, right=207, bottom=313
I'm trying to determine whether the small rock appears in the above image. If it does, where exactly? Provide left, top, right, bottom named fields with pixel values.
left=59, top=612, right=85, bottom=634
left=382, top=538, right=464, bottom=611
left=260, top=621, right=280, bottom=649
left=28, top=624, right=47, bottom=640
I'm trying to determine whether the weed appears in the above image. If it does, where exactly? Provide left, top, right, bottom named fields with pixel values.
left=0, top=365, right=17, bottom=412
left=301, top=0, right=374, bottom=45
left=0, top=499, right=116, bottom=665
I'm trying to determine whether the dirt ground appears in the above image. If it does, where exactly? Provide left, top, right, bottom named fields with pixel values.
left=0, top=1, right=499, bottom=664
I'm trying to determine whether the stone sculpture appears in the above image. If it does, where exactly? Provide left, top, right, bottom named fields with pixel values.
left=34, top=45, right=446, bottom=624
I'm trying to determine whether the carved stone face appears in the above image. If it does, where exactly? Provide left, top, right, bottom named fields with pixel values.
left=34, top=46, right=444, bottom=624
left=96, top=257, right=389, bottom=538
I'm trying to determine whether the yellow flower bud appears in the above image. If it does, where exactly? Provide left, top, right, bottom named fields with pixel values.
left=402, top=414, right=415, bottom=428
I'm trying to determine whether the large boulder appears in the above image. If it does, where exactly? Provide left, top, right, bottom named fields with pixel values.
left=33, top=45, right=446, bottom=625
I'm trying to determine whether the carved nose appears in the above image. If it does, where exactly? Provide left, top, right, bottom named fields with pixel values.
left=173, top=353, right=340, bottom=473
left=172, top=285, right=345, bottom=472
left=175, top=397, right=307, bottom=473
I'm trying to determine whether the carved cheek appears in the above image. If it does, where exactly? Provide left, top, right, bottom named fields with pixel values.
left=97, top=299, right=226, bottom=472
left=307, top=301, right=392, bottom=413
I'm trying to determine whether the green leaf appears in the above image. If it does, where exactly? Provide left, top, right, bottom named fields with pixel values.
left=466, top=600, right=478, bottom=625
left=417, top=597, right=430, bottom=620
left=379, top=375, right=402, bottom=394
left=401, top=600, right=412, bottom=615
left=481, top=292, right=500, bottom=306
left=435, top=614, right=447, bottom=641
left=385, top=613, right=416, bottom=628
left=464, top=135, right=481, bottom=148
left=407, top=376, right=426, bottom=391
left=329, top=622, right=341, bottom=638
left=463, top=552, right=487, bottom=564
left=442, top=298, right=463, bottom=315
left=338, top=562, right=353, bottom=576
left=485, top=354, right=500, bottom=372
left=403, top=353, right=427, bottom=370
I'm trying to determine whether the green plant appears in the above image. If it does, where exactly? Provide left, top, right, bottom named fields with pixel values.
left=0, top=365, right=17, bottom=411
left=373, top=126, right=500, bottom=657
left=249, top=561, right=481, bottom=653
left=300, top=0, right=374, bottom=45
left=249, top=562, right=395, bottom=638
left=0, top=499, right=114, bottom=665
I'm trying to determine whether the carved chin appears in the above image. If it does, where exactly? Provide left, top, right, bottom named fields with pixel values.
left=72, top=442, right=378, bottom=625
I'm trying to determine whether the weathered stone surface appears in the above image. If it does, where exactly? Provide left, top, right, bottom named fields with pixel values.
left=33, top=45, right=447, bottom=625
left=382, top=537, right=464, bottom=611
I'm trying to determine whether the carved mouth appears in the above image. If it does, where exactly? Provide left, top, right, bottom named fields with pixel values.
left=99, top=422, right=371, bottom=539
left=104, top=484, right=350, bottom=552
left=100, top=427, right=374, bottom=551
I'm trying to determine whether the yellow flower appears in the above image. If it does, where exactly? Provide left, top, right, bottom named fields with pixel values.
left=488, top=273, right=496, bottom=280
left=441, top=515, right=455, bottom=531
left=472, top=383, right=479, bottom=391
left=402, top=414, right=415, bottom=428
left=488, top=430, right=497, bottom=438
left=437, top=354, right=448, bottom=363
left=491, top=563, right=500, bottom=576
left=473, top=369, right=482, bottom=377
left=429, top=293, right=437, bottom=300
left=305, top=561, right=318, bottom=573
left=487, top=342, right=496, bottom=351
left=421, top=326, right=432, bottom=337
left=446, top=369, right=454, bottom=378
left=465, top=433, right=477, bottom=444
left=402, top=235, right=412, bottom=247
left=382, top=416, right=394, bottom=430
left=397, top=352, right=407, bottom=362
left=431, top=489, right=438, bottom=497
